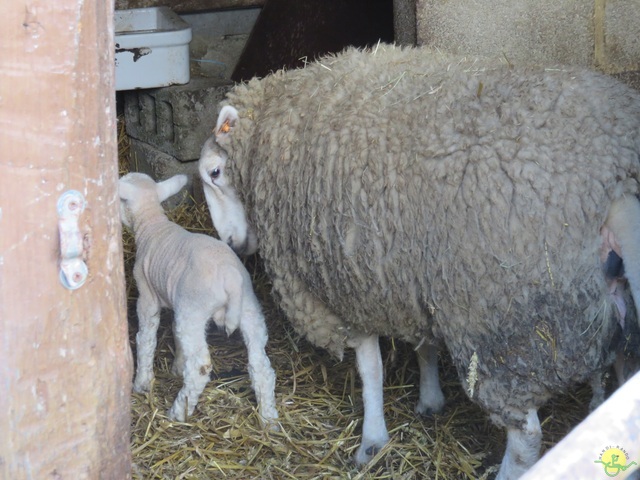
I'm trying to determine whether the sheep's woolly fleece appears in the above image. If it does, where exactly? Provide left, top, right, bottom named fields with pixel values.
left=220, top=44, right=640, bottom=426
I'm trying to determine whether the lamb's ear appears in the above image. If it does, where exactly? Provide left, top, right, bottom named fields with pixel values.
left=215, top=105, right=239, bottom=147
left=118, top=177, right=137, bottom=202
left=156, top=174, right=188, bottom=203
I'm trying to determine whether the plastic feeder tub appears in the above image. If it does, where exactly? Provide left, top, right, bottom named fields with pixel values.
left=115, top=7, right=192, bottom=91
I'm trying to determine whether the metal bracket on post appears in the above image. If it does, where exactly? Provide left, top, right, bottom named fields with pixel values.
left=57, top=190, right=88, bottom=290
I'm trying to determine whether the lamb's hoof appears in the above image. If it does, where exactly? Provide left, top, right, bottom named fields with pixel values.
left=170, top=363, right=183, bottom=378
left=265, top=420, right=281, bottom=433
left=132, top=380, right=151, bottom=394
left=167, top=404, right=187, bottom=423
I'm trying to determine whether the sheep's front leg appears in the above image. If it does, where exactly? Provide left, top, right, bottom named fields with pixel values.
left=239, top=297, right=279, bottom=428
left=414, top=341, right=445, bottom=415
left=167, top=313, right=211, bottom=422
left=589, top=370, right=606, bottom=412
left=353, top=334, right=389, bottom=464
left=496, top=409, right=542, bottom=480
left=133, top=279, right=161, bottom=393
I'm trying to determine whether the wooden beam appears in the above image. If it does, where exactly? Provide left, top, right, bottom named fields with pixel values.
left=522, top=372, right=640, bottom=479
left=0, top=1, right=133, bottom=479
left=115, top=0, right=265, bottom=13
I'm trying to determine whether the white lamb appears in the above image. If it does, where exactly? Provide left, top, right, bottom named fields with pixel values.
left=119, top=172, right=278, bottom=426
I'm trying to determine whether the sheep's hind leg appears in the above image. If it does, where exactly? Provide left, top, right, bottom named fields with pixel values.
left=167, top=313, right=211, bottom=422
left=353, top=334, right=390, bottom=465
left=496, top=409, right=542, bottom=480
left=414, top=341, right=445, bottom=416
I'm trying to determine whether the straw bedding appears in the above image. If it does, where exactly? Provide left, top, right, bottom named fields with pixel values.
left=118, top=117, right=601, bottom=479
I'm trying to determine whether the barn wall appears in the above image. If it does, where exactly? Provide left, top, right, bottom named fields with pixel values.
left=416, top=0, right=640, bottom=74
left=0, top=0, right=132, bottom=478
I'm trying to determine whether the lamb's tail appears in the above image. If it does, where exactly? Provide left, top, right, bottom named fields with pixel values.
left=605, top=195, right=640, bottom=328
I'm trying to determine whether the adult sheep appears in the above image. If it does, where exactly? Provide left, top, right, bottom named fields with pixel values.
left=198, top=44, right=640, bottom=479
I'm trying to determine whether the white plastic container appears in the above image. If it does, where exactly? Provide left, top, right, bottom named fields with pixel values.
left=115, top=7, right=192, bottom=91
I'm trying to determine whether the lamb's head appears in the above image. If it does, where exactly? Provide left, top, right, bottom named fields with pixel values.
left=118, top=172, right=188, bottom=229
left=198, top=125, right=258, bottom=256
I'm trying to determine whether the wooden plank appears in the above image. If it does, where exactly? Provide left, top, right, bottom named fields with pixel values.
left=115, top=0, right=265, bottom=13
left=522, top=371, right=640, bottom=480
left=0, top=1, right=133, bottom=479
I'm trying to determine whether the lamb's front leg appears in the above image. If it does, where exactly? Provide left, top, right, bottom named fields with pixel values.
left=133, top=279, right=161, bottom=393
left=167, top=312, right=211, bottom=422
left=239, top=297, right=279, bottom=428
left=352, top=334, right=389, bottom=464
left=414, top=341, right=445, bottom=415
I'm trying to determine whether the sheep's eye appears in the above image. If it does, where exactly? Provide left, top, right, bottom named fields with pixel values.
left=210, top=168, right=221, bottom=180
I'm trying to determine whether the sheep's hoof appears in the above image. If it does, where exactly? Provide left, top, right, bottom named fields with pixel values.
left=414, top=392, right=445, bottom=417
left=414, top=395, right=445, bottom=417
left=354, top=440, right=387, bottom=465
left=414, top=403, right=443, bottom=417
left=365, top=446, right=380, bottom=456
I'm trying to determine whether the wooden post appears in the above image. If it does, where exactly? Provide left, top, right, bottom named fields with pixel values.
left=0, top=0, right=133, bottom=479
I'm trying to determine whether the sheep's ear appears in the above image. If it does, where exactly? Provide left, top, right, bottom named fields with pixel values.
left=215, top=105, right=239, bottom=147
left=156, top=175, right=188, bottom=203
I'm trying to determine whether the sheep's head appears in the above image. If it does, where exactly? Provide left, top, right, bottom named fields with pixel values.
left=198, top=133, right=258, bottom=256
left=118, top=172, right=188, bottom=229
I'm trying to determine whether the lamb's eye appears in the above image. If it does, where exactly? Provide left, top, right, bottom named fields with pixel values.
left=210, top=168, right=221, bottom=180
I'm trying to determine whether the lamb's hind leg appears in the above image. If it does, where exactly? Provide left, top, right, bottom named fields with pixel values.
left=414, top=341, right=445, bottom=416
left=238, top=294, right=279, bottom=428
left=170, top=320, right=185, bottom=377
left=167, top=311, right=211, bottom=422
left=352, top=334, right=390, bottom=464
left=496, top=409, right=542, bottom=480
left=133, top=279, right=161, bottom=393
